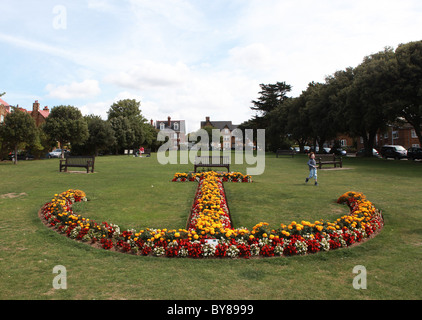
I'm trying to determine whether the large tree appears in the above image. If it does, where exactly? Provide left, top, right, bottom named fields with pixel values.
left=393, top=41, right=422, bottom=146
left=285, top=87, right=314, bottom=152
left=343, top=48, right=398, bottom=156
left=0, top=107, right=37, bottom=164
left=73, top=115, right=116, bottom=156
left=43, top=105, right=89, bottom=158
left=246, top=82, right=292, bottom=150
left=107, top=99, right=149, bottom=153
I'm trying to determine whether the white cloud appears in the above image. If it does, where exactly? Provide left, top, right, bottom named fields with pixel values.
left=46, top=79, right=101, bottom=100
left=228, top=43, right=274, bottom=70
left=104, top=61, right=190, bottom=89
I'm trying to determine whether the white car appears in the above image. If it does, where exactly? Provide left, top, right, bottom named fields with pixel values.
left=48, top=149, right=62, bottom=158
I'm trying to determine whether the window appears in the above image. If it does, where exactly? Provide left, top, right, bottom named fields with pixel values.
left=0, top=115, right=3, bottom=123
left=411, top=130, right=417, bottom=138
left=412, top=144, right=420, bottom=148
left=160, top=122, right=165, bottom=130
left=174, top=122, right=179, bottom=131
left=392, top=131, right=399, bottom=139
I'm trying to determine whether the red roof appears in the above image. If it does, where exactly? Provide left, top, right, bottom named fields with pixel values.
left=0, top=97, right=10, bottom=107
left=39, top=109, right=50, bottom=118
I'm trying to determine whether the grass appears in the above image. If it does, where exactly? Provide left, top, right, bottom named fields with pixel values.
left=0, top=153, right=421, bottom=300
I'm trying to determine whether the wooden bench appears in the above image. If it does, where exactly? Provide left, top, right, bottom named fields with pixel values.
left=60, top=156, right=95, bottom=173
left=276, top=149, right=295, bottom=158
left=194, top=156, right=230, bottom=173
left=316, top=154, right=342, bottom=169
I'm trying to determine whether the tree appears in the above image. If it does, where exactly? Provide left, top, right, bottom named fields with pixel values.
left=43, top=105, right=89, bottom=158
left=393, top=41, right=422, bottom=146
left=306, top=81, right=342, bottom=152
left=343, top=48, right=398, bottom=156
left=285, top=90, right=313, bottom=152
left=0, top=107, right=37, bottom=164
left=107, top=99, right=149, bottom=153
left=73, top=115, right=116, bottom=156
left=247, top=82, right=292, bottom=150
left=108, top=116, right=135, bottom=154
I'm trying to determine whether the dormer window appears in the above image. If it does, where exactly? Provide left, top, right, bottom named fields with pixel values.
left=174, top=122, right=179, bottom=131
left=160, top=122, right=165, bottom=130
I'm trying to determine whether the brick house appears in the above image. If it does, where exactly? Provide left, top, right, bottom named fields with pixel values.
left=29, top=100, right=50, bottom=127
left=356, top=122, right=421, bottom=150
left=0, top=99, right=49, bottom=127
left=153, top=116, right=186, bottom=150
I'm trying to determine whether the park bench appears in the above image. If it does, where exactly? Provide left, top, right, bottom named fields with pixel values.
left=194, top=156, right=230, bottom=173
left=60, top=156, right=95, bottom=173
left=276, top=149, right=295, bottom=158
left=316, top=154, right=342, bottom=169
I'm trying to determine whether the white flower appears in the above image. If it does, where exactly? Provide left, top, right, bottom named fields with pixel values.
left=226, top=245, right=239, bottom=258
left=152, top=246, right=165, bottom=257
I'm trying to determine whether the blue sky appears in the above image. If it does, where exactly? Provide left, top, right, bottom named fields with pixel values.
left=1, top=0, right=421, bottom=132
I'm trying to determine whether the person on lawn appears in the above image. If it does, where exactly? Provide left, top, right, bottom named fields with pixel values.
left=306, top=152, right=318, bottom=186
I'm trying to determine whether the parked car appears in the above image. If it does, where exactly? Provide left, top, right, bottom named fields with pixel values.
left=407, top=147, right=422, bottom=160
left=47, top=149, right=69, bottom=158
left=356, top=148, right=380, bottom=157
left=380, top=145, right=407, bottom=159
left=9, top=151, right=34, bottom=161
left=48, top=149, right=62, bottom=158
left=330, top=148, right=347, bottom=156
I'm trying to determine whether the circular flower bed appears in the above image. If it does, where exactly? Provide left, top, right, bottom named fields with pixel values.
left=39, top=172, right=384, bottom=259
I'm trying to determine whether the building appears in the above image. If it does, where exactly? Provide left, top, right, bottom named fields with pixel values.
left=29, top=100, right=50, bottom=127
left=200, top=116, right=241, bottom=150
left=153, top=116, right=186, bottom=150
left=0, top=97, right=10, bottom=124
left=0, top=99, right=50, bottom=127
left=357, top=122, right=421, bottom=150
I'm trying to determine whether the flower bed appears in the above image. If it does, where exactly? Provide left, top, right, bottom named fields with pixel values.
left=172, top=171, right=253, bottom=183
left=39, top=173, right=384, bottom=259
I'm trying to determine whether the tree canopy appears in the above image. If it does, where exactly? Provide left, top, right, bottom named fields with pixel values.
left=43, top=105, right=89, bottom=158
left=240, top=40, right=422, bottom=155
left=0, top=107, right=37, bottom=164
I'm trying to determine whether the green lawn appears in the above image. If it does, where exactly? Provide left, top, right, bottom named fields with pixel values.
left=0, top=153, right=421, bottom=300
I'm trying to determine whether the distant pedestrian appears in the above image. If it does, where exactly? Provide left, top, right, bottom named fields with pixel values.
left=305, top=152, right=318, bottom=186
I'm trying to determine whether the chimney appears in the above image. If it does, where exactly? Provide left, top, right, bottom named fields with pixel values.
left=150, top=119, right=154, bottom=126
left=43, top=106, right=49, bottom=111
left=33, top=100, right=40, bottom=112
left=206, top=116, right=210, bottom=123
left=168, top=116, right=171, bottom=127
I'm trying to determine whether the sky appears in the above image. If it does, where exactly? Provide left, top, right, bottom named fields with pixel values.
left=1, top=0, right=421, bottom=132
